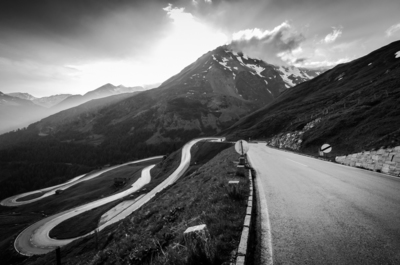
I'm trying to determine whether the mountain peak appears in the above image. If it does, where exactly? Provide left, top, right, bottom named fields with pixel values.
left=7, top=92, right=37, bottom=101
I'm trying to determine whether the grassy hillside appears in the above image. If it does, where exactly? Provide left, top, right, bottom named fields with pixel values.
left=224, top=41, right=400, bottom=156
left=22, top=143, right=248, bottom=265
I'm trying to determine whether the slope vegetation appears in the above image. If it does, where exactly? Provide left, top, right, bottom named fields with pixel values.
left=225, top=41, right=400, bottom=155
left=22, top=143, right=246, bottom=265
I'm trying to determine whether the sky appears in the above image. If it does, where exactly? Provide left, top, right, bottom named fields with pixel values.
left=0, top=0, right=399, bottom=97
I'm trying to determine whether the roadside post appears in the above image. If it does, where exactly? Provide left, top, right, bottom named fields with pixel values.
left=235, top=140, right=249, bottom=177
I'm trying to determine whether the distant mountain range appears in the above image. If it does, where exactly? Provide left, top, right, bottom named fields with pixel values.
left=29, top=46, right=321, bottom=147
left=0, top=84, right=144, bottom=134
left=7, top=93, right=72, bottom=108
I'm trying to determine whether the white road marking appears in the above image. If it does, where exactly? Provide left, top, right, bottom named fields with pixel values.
left=286, top=158, right=308, bottom=167
left=248, top=156, right=273, bottom=265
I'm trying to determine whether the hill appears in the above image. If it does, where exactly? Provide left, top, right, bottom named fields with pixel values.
left=8, top=93, right=73, bottom=108
left=51, top=84, right=145, bottom=112
left=0, top=84, right=143, bottom=134
left=224, top=41, right=400, bottom=156
left=0, top=92, right=48, bottom=134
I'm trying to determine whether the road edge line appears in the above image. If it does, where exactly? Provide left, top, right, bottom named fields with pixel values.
left=248, top=155, right=273, bottom=265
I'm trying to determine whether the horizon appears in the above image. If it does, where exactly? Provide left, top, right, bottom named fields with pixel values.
left=1, top=0, right=400, bottom=97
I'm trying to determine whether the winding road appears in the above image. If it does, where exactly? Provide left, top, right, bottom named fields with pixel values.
left=4, top=137, right=222, bottom=256
left=249, top=144, right=400, bottom=264
left=1, top=157, right=160, bottom=207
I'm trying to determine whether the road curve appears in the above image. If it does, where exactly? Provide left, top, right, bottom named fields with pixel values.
left=95, top=137, right=222, bottom=230
left=14, top=137, right=222, bottom=256
left=248, top=144, right=400, bottom=264
left=1, top=157, right=162, bottom=207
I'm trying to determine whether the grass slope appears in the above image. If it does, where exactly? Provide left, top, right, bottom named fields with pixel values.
left=0, top=160, right=160, bottom=264
left=49, top=152, right=182, bottom=239
left=23, top=144, right=248, bottom=265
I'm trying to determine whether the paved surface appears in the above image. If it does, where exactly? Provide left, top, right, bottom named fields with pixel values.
left=13, top=157, right=162, bottom=256
left=1, top=158, right=159, bottom=207
left=13, top=137, right=222, bottom=256
left=248, top=144, right=400, bottom=264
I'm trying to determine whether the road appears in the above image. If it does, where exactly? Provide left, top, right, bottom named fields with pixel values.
left=1, top=157, right=161, bottom=207
left=13, top=137, right=222, bottom=256
left=248, top=144, right=400, bottom=265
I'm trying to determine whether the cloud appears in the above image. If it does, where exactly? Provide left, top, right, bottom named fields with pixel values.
left=322, top=27, right=343, bottom=43
left=294, top=58, right=308, bottom=64
left=386, top=23, right=400, bottom=37
left=300, top=57, right=351, bottom=68
left=230, top=22, right=305, bottom=65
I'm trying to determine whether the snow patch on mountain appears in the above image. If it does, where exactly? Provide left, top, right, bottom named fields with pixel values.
left=219, top=57, right=232, bottom=71
left=278, top=66, right=295, bottom=87
left=246, top=64, right=265, bottom=77
left=395, top=51, right=400, bottom=58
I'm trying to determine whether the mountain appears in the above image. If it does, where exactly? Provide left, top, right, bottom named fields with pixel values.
left=7, top=92, right=37, bottom=101
left=224, top=40, right=400, bottom=155
left=32, top=94, right=73, bottom=108
left=35, top=92, right=142, bottom=142
left=51, top=84, right=145, bottom=112
left=36, top=46, right=321, bottom=145
left=0, top=84, right=143, bottom=134
left=0, top=45, right=320, bottom=166
left=7, top=93, right=72, bottom=108
left=0, top=92, right=47, bottom=134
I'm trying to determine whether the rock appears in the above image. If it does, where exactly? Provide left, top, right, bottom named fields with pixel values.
left=184, top=224, right=214, bottom=262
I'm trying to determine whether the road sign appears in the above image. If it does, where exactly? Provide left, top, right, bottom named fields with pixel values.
left=235, top=140, right=249, bottom=155
left=320, top=143, right=332, bottom=153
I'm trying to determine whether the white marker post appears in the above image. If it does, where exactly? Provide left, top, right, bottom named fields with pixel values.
left=235, top=140, right=249, bottom=176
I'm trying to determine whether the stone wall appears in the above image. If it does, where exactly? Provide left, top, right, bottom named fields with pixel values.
left=335, top=146, right=400, bottom=176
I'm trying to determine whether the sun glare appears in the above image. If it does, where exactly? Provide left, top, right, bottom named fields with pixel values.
left=66, top=5, right=227, bottom=91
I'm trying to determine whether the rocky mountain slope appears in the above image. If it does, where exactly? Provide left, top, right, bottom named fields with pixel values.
left=224, top=40, right=400, bottom=155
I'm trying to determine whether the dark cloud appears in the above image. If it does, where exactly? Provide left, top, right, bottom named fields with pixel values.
left=294, top=58, right=308, bottom=64
left=0, top=0, right=173, bottom=63
left=230, top=22, right=305, bottom=65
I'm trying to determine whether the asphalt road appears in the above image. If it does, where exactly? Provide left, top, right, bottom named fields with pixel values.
left=13, top=137, right=223, bottom=256
left=1, top=159, right=159, bottom=207
left=248, top=144, right=400, bottom=265
left=14, top=157, right=162, bottom=256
